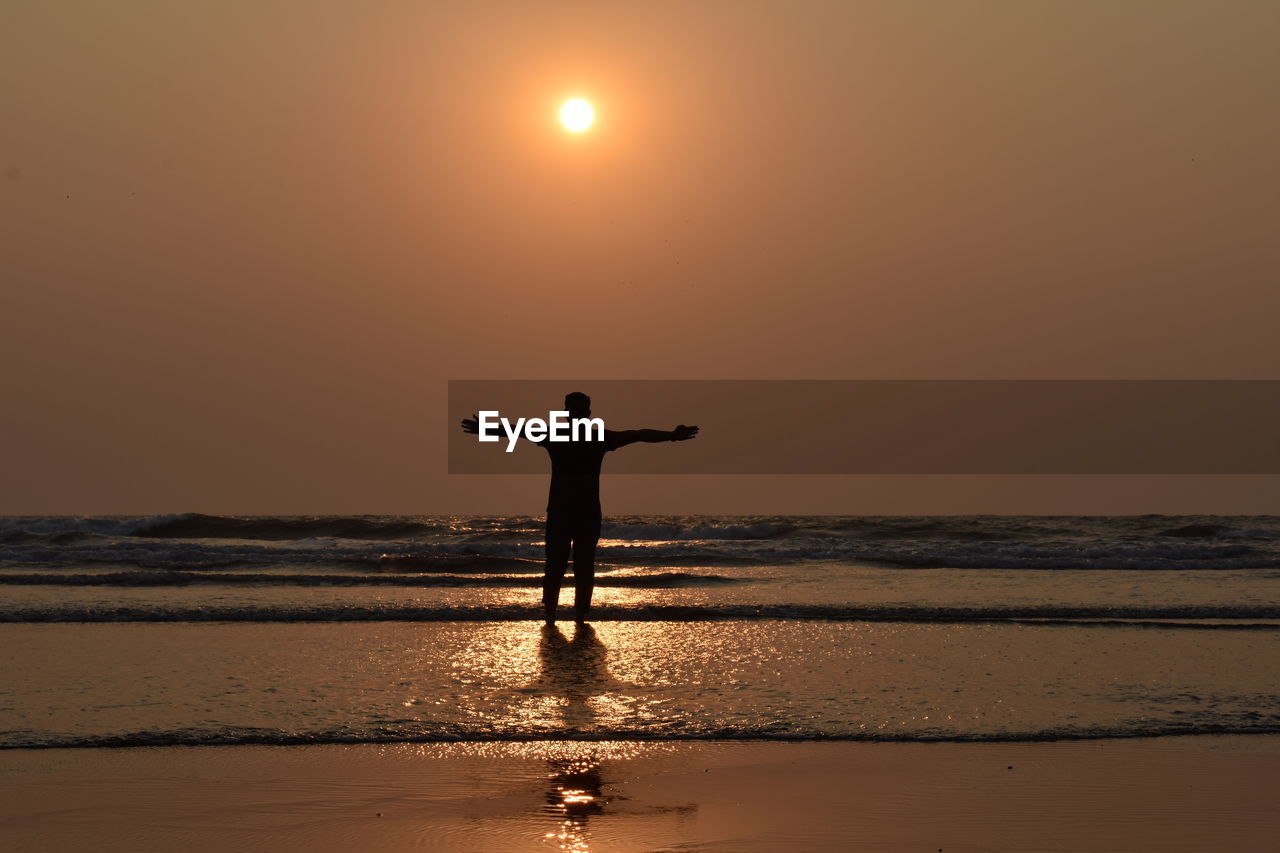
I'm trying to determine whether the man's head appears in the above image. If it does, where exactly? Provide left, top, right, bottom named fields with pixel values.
left=564, top=392, right=591, bottom=419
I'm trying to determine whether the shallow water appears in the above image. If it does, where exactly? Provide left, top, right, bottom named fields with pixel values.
left=2, top=514, right=1277, bottom=749
left=3, top=620, right=1278, bottom=748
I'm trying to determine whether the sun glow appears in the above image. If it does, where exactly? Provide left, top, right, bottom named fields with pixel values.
left=560, top=98, right=594, bottom=132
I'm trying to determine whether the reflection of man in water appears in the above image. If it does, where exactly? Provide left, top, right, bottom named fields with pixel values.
left=464, top=392, right=698, bottom=625
left=545, top=753, right=606, bottom=843
left=538, top=622, right=613, bottom=726
left=538, top=624, right=610, bottom=845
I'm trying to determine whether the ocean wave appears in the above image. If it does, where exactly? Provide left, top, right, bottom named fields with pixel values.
left=3, top=538, right=1277, bottom=572
left=600, top=521, right=791, bottom=540
left=3, top=602, right=1277, bottom=625
left=373, top=553, right=545, bottom=572
left=3, top=515, right=1280, bottom=573
left=130, top=513, right=458, bottom=541
left=1160, top=523, right=1280, bottom=540
left=849, top=543, right=1280, bottom=571
left=0, top=543, right=551, bottom=572
left=0, top=514, right=483, bottom=543
left=0, top=516, right=169, bottom=542
left=5, top=722, right=1279, bottom=750
left=5, top=513, right=1279, bottom=543
left=0, top=570, right=741, bottom=588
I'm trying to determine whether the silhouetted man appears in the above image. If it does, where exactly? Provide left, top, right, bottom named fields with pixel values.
left=462, top=392, right=698, bottom=624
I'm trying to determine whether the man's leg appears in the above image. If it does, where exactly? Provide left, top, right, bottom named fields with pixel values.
left=570, top=514, right=601, bottom=623
left=543, top=516, right=571, bottom=624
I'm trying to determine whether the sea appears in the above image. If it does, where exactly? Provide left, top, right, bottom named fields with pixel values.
left=2, top=514, right=1278, bottom=750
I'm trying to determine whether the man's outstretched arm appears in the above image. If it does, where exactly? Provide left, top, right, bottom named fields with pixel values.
left=606, top=425, right=699, bottom=449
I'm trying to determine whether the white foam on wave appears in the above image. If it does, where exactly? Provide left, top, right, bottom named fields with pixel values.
left=3, top=515, right=1280, bottom=574
left=601, top=521, right=789, bottom=540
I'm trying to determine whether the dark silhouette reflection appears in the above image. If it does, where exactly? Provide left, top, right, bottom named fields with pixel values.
left=537, top=624, right=614, bottom=851
left=543, top=754, right=607, bottom=851
left=537, top=623, right=613, bottom=731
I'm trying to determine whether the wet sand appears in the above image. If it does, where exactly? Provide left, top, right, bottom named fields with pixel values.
left=1, top=736, right=1277, bottom=852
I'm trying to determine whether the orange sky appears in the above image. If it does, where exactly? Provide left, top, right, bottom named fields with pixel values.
left=3, top=1, right=1278, bottom=514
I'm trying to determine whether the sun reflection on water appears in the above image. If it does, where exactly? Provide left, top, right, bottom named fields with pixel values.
left=543, top=753, right=607, bottom=852
left=438, top=619, right=673, bottom=735
left=448, top=623, right=628, bottom=850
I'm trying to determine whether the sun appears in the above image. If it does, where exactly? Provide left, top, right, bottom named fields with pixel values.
left=560, top=98, right=594, bottom=133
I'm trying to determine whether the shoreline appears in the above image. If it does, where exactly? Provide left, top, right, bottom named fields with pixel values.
left=3, top=735, right=1277, bottom=851
left=7, top=728, right=1280, bottom=751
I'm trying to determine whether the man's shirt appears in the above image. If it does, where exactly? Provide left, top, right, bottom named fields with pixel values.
left=542, top=433, right=621, bottom=513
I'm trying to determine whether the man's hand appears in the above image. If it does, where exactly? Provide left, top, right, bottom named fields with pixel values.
left=670, top=424, right=699, bottom=441
left=460, top=414, right=482, bottom=435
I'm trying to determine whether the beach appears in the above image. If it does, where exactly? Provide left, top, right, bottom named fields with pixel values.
left=10, top=0, right=1280, bottom=847
left=3, top=737, right=1278, bottom=852
left=2, top=514, right=1279, bottom=849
